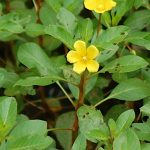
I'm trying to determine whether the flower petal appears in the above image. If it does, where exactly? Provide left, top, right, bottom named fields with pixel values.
left=105, top=0, right=116, bottom=10
left=86, top=60, right=99, bottom=72
left=84, top=0, right=98, bottom=10
left=87, top=45, right=100, bottom=59
left=74, top=40, right=86, bottom=56
left=67, top=50, right=81, bottom=63
left=73, top=61, right=86, bottom=74
left=94, top=0, right=116, bottom=13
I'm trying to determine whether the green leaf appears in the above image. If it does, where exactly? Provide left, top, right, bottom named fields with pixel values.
left=77, top=18, right=93, bottom=43
left=105, top=104, right=127, bottom=121
left=101, top=12, right=111, bottom=28
left=108, top=78, right=150, bottom=101
left=77, top=105, right=103, bottom=141
left=100, top=55, right=148, bottom=73
left=4, top=86, right=36, bottom=96
left=125, top=32, right=150, bottom=50
left=0, top=68, right=19, bottom=88
left=88, top=124, right=110, bottom=141
left=140, top=102, right=150, bottom=116
left=94, top=26, right=129, bottom=45
left=15, top=75, right=65, bottom=86
left=116, top=110, right=135, bottom=134
left=55, top=111, right=75, bottom=150
left=113, top=128, right=141, bottom=150
left=62, top=0, right=83, bottom=15
left=96, top=43, right=118, bottom=63
left=141, top=67, right=150, bottom=83
left=71, top=134, right=86, bottom=150
left=0, top=97, right=17, bottom=142
left=45, top=25, right=74, bottom=49
left=133, top=120, right=150, bottom=142
left=112, top=0, right=135, bottom=26
left=18, top=42, right=59, bottom=76
left=39, top=3, right=57, bottom=25
left=57, top=7, right=77, bottom=34
left=108, top=119, right=117, bottom=138
left=112, top=73, right=128, bottom=83
left=124, top=10, right=150, bottom=30
left=9, top=120, right=48, bottom=137
left=141, top=143, right=150, bottom=150
left=7, top=120, right=53, bottom=150
left=7, top=136, right=52, bottom=150
left=0, top=22, right=24, bottom=33
left=134, top=0, right=144, bottom=8
left=25, top=23, right=45, bottom=37
left=45, top=0, right=61, bottom=12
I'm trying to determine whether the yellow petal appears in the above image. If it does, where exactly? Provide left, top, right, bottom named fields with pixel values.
left=84, top=0, right=98, bottom=10
left=67, top=50, right=81, bottom=63
left=74, top=40, right=86, bottom=56
left=87, top=45, right=100, bottom=59
left=95, top=0, right=116, bottom=13
left=104, top=0, right=116, bottom=10
left=86, top=60, right=99, bottom=72
left=73, top=61, right=86, bottom=74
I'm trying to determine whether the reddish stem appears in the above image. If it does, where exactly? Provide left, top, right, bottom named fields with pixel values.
left=72, top=72, right=86, bottom=143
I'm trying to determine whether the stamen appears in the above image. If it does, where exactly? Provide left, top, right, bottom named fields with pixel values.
left=82, top=56, right=87, bottom=61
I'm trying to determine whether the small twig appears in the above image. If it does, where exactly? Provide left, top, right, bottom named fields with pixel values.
left=136, top=112, right=141, bottom=122
left=24, top=97, right=45, bottom=112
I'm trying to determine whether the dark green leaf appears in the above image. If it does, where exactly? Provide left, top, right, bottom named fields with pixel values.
left=71, top=134, right=86, bottom=150
left=116, top=110, right=135, bottom=133
left=100, top=55, right=148, bottom=73
left=113, top=128, right=141, bottom=150
left=18, top=42, right=59, bottom=76
left=57, top=7, right=77, bottom=34
left=25, top=23, right=45, bottom=37
left=55, top=111, right=75, bottom=150
left=45, top=25, right=74, bottom=49
left=108, top=78, right=150, bottom=101
left=124, top=10, right=150, bottom=30
left=0, top=97, right=17, bottom=142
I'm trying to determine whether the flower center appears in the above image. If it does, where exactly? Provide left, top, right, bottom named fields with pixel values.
left=82, top=56, right=87, bottom=61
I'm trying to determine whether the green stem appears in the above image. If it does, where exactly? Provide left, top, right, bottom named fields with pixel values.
left=94, top=96, right=110, bottom=108
left=56, top=81, right=75, bottom=108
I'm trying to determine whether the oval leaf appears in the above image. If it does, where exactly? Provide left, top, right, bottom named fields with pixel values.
left=100, top=55, right=148, bottom=73
left=108, top=78, right=150, bottom=101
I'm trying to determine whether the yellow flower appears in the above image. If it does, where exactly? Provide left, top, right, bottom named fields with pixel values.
left=67, top=40, right=100, bottom=74
left=84, top=0, right=116, bottom=13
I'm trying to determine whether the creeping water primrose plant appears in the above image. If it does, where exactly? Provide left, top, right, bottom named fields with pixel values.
left=0, top=0, right=150, bottom=150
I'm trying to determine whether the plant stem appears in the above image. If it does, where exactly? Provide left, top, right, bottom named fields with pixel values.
left=6, top=0, right=10, bottom=13
left=56, top=81, right=75, bottom=108
left=94, top=96, right=110, bottom=108
left=97, top=14, right=101, bottom=37
left=72, top=72, right=86, bottom=143
left=33, top=0, right=43, bottom=46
